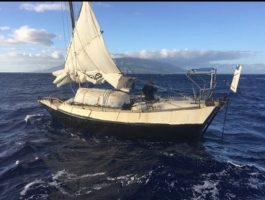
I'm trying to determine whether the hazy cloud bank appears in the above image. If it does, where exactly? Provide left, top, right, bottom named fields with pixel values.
left=112, top=49, right=264, bottom=73
left=113, top=49, right=246, bottom=65
left=0, top=51, right=64, bottom=72
left=20, top=3, right=67, bottom=12
left=0, top=48, right=263, bottom=74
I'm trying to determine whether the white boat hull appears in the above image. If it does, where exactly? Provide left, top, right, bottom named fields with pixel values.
left=38, top=97, right=221, bottom=141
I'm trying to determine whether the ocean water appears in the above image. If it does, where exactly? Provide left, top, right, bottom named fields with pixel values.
left=0, top=73, right=264, bottom=200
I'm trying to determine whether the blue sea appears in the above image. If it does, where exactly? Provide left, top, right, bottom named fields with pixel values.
left=0, top=73, right=264, bottom=200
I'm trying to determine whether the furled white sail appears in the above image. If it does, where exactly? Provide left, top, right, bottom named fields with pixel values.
left=230, top=65, right=242, bottom=93
left=53, top=2, right=130, bottom=91
left=74, top=88, right=130, bottom=108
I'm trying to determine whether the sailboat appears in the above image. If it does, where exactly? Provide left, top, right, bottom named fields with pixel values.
left=38, top=2, right=242, bottom=141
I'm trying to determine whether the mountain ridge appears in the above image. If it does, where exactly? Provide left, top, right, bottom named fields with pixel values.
left=37, top=57, right=185, bottom=74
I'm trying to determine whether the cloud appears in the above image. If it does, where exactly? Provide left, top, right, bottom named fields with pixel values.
left=51, top=51, right=63, bottom=59
left=0, top=49, right=263, bottom=73
left=0, top=26, right=10, bottom=31
left=0, top=51, right=64, bottom=72
left=20, top=3, right=67, bottom=12
left=114, top=49, right=243, bottom=60
left=0, top=26, right=56, bottom=46
left=113, top=49, right=248, bottom=67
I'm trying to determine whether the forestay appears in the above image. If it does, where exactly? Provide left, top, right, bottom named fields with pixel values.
left=53, top=2, right=131, bottom=92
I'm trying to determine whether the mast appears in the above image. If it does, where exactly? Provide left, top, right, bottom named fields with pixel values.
left=69, top=2, right=75, bottom=30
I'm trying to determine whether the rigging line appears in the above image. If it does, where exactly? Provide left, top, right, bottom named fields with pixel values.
left=64, top=2, right=74, bottom=69
left=60, top=3, right=78, bottom=88
left=89, top=4, right=122, bottom=74
left=78, top=4, right=99, bottom=68
left=68, top=2, right=81, bottom=86
left=74, top=30, right=102, bottom=73
left=70, top=80, right=76, bottom=95
left=222, top=97, right=229, bottom=140
left=88, top=3, right=122, bottom=74
left=74, top=33, right=102, bottom=55
left=61, top=3, right=75, bottom=95
left=65, top=2, right=71, bottom=49
left=70, top=3, right=103, bottom=79
left=61, top=2, right=67, bottom=54
left=75, top=59, right=104, bottom=84
left=221, top=85, right=232, bottom=140
left=66, top=2, right=117, bottom=87
left=77, top=3, right=121, bottom=87
left=72, top=35, right=80, bottom=86
left=73, top=4, right=105, bottom=73
left=99, top=33, right=122, bottom=74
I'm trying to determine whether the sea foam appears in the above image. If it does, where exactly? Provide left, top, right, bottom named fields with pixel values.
left=24, top=113, right=44, bottom=123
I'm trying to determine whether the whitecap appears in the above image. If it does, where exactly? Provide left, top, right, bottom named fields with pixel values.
left=162, top=152, right=174, bottom=157
left=50, top=170, right=73, bottom=196
left=19, top=170, right=107, bottom=198
left=75, top=188, right=92, bottom=196
left=227, top=160, right=265, bottom=172
left=78, top=172, right=105, bottom=179
left=52, top=169, right=105, bottom=181
left=49, top=170, right=107, bottom=196
left=192, top=180, right=220, bottom=200
left=92, top=183, right=111, bottom=191
left=247, top=177, right=259, bottom=189
left=107, top=173, right=148, bottom=186
left=20, top=179, right=44, bottom=196
left=24, top=115, right=31, bottom=123
left=52, top=169, right=67, bottom=180
left=227, top=160, right=243, bottom=168
left=16, top=142, right=24, bottom=145
left=24, top=113, right=44, bottom=123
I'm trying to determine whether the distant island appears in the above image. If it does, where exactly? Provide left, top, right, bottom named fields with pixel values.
left=38, top=57, right=185, bottom=74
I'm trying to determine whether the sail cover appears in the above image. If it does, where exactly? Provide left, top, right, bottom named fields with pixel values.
left=53, top=2, right=130, bottom=92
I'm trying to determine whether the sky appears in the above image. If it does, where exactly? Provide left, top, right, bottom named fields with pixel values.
left=0, top=2, right=265, bottom=73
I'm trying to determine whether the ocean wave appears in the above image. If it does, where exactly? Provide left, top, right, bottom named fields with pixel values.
left=1, top=102, right=39, bottom=112
left=20, top=179, right=44, bottom=196
left=107, top=173, right=150, bottom=187
left=227, top=160, right=265, bottom=172
left=0, top=142, right=35, bottom=165
left=18, top=169, right=107, bottom=198
left=52, top=169, right=106, bottom=181
left=189, top=161, right=265, bottom=199
left=24, top=113, right=44, bottom=123
left=18, top=169, right=153, bottom=199
left=1, top=74, right=265, bottom=199
left=192, top=180, right=220, bottom=200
